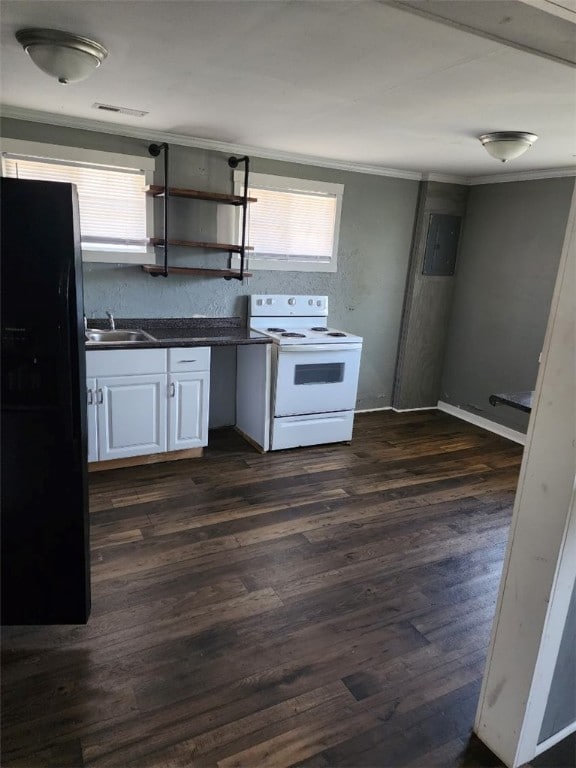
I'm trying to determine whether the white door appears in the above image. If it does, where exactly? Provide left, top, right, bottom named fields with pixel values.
left=274, top=343, right=362, bottom=416
left=86, top=377, right=99, bottom=463
left=97, top=374, right=167, bottom=460
left=168, top=371, right=209, bottom=450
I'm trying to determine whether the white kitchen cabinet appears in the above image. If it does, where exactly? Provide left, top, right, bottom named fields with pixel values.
left=169, top=372, right=209, bottom=450
left=97, top=374, right=167, bottom=461
left=167, top=347, right=211, bottom=450
left=86, top=346, right=210, bottom=465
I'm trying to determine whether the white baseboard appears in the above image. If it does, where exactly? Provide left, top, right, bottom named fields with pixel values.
left=392, top=406, right=437, bottom=413
left=437, top=401, right=527, bottom=445
left=356, top=405, right=438, bottom=414
left=355, top=407, right=392, bottom=414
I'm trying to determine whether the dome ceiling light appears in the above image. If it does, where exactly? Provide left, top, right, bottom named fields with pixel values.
left=478, top=131, right=539, bottom=163
left=15, top=28, right=108, bottom=84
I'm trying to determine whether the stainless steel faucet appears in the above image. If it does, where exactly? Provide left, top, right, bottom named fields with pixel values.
left=106, top=311, right=115, bottom=330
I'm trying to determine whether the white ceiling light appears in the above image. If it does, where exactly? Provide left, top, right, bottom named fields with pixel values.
left=478, top=131, right=539, bottom=163
left=15, top=28, right=108, bottom=84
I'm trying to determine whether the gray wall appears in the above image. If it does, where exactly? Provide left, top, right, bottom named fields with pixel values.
left=393, top=181, right=468, bottom=409
left=1, top=118, right=419, bottom=415
left=440, top=177, right=575, bottom=433
left=5, top=118, right=573, bottom=432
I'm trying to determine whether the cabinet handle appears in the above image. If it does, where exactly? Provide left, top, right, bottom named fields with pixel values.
left=170, top=382, right=176, bottom=397
left=87, top=388, right=93, bottom=405
left=177, top=359, right=196, bottom=363
left=97, top=388, right=103, bottom=404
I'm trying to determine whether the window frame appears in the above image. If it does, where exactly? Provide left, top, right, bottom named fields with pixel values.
left=231, top=171, right=344, bottom=273
left=0, top=138, right=155, bottom=264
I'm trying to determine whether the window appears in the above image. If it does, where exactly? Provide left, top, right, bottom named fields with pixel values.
left=233, top=171, right=343, bottom=272
left=1, top=139, right=155, bottom=264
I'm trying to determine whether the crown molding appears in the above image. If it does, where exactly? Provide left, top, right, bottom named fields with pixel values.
left=423, top=171, right=469, bottom=185
left=0, top=105, right=426, bottom=181
left=470, top=167, right=576, bottom=185
left=2, top=105, right=574, bottom=187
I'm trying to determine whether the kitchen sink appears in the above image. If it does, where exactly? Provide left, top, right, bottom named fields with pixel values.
left=85, top=329, right=155, bottom=344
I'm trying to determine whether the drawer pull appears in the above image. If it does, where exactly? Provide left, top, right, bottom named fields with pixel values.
left=177, top=359, right=197, bottom=363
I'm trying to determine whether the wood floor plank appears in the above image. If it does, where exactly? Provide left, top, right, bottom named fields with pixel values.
left=321, top=679, right=483, bottom=767
left=88, top=683, right=354, bottom=768
left=1, top=411, right=523, bottom=768
left=2, top=739, right=85, bottom=768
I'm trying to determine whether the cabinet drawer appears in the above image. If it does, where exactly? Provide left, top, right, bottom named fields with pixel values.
left=168, top=346, right=210, bottom=372
left=86, top=348, right=167, bottom=377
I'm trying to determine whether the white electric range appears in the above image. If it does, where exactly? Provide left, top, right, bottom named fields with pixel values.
left=249, top=294, right=363, bottom=450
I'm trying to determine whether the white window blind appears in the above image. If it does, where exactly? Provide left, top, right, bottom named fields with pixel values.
left=233, top=172, right=343, bottom=273
left=3, top=155, right=147, bottom=252
left=248, top=187, right=338, bottom=261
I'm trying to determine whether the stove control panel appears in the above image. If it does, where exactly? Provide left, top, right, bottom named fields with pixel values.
left=250, top=295, right=328, bottom=317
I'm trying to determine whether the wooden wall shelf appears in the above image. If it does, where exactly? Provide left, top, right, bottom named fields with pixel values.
left=141, top=265, right=253, bottom=278
left=149, top=238, right=253, bottom=254
left=146, top=185, right=257, bottom=206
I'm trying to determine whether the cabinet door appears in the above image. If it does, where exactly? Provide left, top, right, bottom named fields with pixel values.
left=86, top=377, right=99, bottom=463
left=168, top=371, right=209, bottom=450
left=97, top=374, right=167, bottom=461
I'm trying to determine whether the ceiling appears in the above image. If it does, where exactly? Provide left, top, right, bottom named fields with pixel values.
left=1, top=0, right=575, bottom=180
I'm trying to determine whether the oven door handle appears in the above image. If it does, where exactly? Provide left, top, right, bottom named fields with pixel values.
left=278, top=343, right=362, bottom=353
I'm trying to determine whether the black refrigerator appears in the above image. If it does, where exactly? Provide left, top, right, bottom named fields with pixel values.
left=1, top=177, right=91, bottom=625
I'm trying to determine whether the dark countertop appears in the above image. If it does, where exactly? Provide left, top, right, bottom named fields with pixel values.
left=489, top=390, right=533, bottom=413
left=85, top=316, right=272, bottom=350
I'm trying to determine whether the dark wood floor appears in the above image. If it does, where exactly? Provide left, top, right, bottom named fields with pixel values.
left=2, top=410, right=526, bottom=768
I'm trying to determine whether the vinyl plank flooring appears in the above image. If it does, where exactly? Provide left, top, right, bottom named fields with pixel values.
left=1, top=411, right=523, bottom=768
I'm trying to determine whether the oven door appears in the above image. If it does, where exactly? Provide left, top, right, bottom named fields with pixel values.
left=274, top=343, right=362, bottom=417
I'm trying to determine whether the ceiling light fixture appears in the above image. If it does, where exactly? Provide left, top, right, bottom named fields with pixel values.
left=478, top=131, right=539, bottom=163
left=15, top=28, right=108, bottom=84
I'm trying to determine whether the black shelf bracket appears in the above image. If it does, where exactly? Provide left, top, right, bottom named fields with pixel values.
left=144, top=147, right=252, bottom=281
left=148, top=142, right=169, bottom=277
left=227, top=155, right=250, bottom=281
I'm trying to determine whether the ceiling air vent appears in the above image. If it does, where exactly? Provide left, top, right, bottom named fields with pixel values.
left=92, top=103, right=148, bottom=117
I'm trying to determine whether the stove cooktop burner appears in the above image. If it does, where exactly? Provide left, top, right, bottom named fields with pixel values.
left=311, top=326, right=329, bottom=332
left=267, top=327, right=287, bottom=332
left=281, top=332, right=306, bottom=338
left=327, top=332, right=347, bottom=337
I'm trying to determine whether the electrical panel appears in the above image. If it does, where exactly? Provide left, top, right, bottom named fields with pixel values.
left=422, top=213, right=461, bottom=276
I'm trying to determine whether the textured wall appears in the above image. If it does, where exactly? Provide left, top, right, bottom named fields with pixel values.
left=2, top=118, right=419, bottom=413
left=441, top=177, right=575, bottom=433
left=393, top=181, right=468, bottom=409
